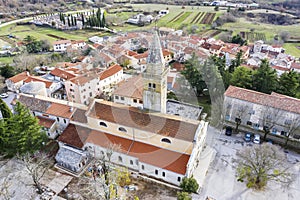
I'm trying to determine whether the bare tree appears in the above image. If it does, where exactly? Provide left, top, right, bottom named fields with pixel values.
left=234, top=105, right=249, bottom=133
left=260, top=104, right=282, bottom=141
left=234, top=143, right=294, bottom=190
left=283, top=115, right=300, bottom=148
left=18, top=152, right=51, bottom=194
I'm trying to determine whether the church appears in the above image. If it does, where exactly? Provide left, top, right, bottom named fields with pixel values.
left=16, top=31, right=208, bottom=186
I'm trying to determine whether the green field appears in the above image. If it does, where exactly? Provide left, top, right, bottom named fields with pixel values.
left=0, top=24, right=107, bottom=44
left=221, top=18, right=300, bottom=41
left=283, top=43, right=300, bottom=57
left=0, top=56, right=14, bottom=65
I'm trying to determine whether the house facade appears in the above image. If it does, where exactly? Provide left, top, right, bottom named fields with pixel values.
left=224, top=86, right=300, bottom=139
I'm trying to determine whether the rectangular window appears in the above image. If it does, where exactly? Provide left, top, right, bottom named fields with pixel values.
left=155, top=170, right=158, bottom=175
left=162, top=172, right=165, bottom=177
left=139, top=100, right=143, bottom=104
left=133, top=99, right=137, bottom=103
left=141, top=165, right=145, bottom=170
left=121, top=97, right=124, bottom=101
left=177, top=177, right=181, bottom=182
left=246, top=121, right=252, bottom=126
left=115, top=96, right=119, bottom=100
left=89, top=92, right=92, bottom=97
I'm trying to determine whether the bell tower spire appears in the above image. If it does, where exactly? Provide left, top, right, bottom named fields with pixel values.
left=143, top=30, right=169, bottom=113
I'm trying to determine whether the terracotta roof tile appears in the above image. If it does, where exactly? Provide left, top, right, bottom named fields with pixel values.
left=24, top=76, right=53, bottom=88
left=53, top=40, right=71, bottom=45
left=37, top=116, right=55, bottom=128
left=113, top=75, right=143, bottom=99
left=58, top=124, right=90, bottom=149
left=225, top=86, right=300, bottom=114
left=50, top=68, right=76, bottom=80
left=99, top=64, right=123, bottom=80
left=71, top=108, right=88, bottom=123
left=8, top=71, right=30, bottom=83
left=88, top=101, right=199, bottom=142
left=46, top=103, right=74, bottom=118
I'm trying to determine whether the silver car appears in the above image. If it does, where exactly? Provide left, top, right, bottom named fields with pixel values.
left=253, top=134, right=261, bottom=144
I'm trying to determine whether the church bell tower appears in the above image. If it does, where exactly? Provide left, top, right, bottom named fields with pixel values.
left=142, top=31, right=169, bottom=113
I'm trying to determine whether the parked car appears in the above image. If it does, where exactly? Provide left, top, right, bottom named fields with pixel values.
left=0, top=93, right=8, bottom=98
left=125, top=185, right=138, bottom=191
left=244, top=133, right=252, bottom=142
left=253, top=134, right=261, bottom=144
left=225, top=126, right=233, bottom=136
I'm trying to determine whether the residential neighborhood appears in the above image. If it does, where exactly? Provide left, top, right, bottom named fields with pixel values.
left=0, top=1, right=300, bottom=200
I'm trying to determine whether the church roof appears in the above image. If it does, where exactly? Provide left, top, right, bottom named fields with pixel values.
left=146, top=31, right=164, bottom=65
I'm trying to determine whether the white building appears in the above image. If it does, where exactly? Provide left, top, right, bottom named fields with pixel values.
left=224, top=86, right=300, bottom=139
left=53, top=40, right=71, bottom=52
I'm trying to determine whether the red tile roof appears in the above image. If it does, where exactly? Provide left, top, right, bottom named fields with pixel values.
left=50, top=68, right=76, bottom=80
left=133, top=52, right=148, bottom=59
left=58, top=124, right=90, bottom=148
left=46, top=103, right=74, bottom=118
left=225, top=86, right=300, bottom=114
left=99, top=64, right=123, bottom=80
left=37, top=116, right=55, bottom=129
left=113, top=75, right=143, bottom=99
left=24, top=76, right=53, bottom=88
left=53, top=40, right=71, bottom=45
left=8, top=71, right=30, bottom=83
left=88, top=101, right=199, bottom=142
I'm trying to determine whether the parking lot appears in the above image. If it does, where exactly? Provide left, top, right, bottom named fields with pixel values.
left=198, top=126, right=300, bottom=200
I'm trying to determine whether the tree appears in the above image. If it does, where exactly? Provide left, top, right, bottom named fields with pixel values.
left=282, top=115, right=300, bottom=148
left=0, top=65, right=16, bottom=78
left=0, top=99, right=12, bottom=119
left=180, top=177, right=199, bottom=193
left=0, top=101, right=48, bottom=157
left=235, top=143, right=293, bottom=190
left=81, top=13, right=85, bottom=26
left=181, top=53, right=207, bottom=96
left=40, top=39, right=51, bottom=52
left=19, top=152, right=51, bottom=194
left=177, top=191, right=192, bottom=200
left=214, top=6, right=219, bottom=11
left=260, top=103, right=282, bottom=142
left=230, top=66, right=253, bottom=89
left=231, top=34, right=247, bottom=46
left=233, top=104, right=249, bottom=133
left=252, top=59, right=278, bottom=94
left=277, top=70, right=299, bottom=97
left=229, top=50, right=244, bottom=73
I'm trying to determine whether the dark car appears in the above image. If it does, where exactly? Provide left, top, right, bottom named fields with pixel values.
left=244, top=133, right=252, bottom=142
left=225, top=126, right=233, bottom=136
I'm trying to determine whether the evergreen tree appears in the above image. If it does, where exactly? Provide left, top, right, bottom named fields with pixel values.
left=81, top=13, right=85, bottom=26
left=0, top=99, right=12, bottom=119
left=67, top=17, right=71, bottom=27
left=252, top=59, right=278, bottom=94
left=181, top=53, right=207, bottom=96
left=230, top=66, right=253, bottom=89
left=102, top=12, right=106, bottom=28
left=0, top=102, right=48, bottom=157
left=74, top=17, right=77, bottom=26
left=277, top=70, right=299, bottom=97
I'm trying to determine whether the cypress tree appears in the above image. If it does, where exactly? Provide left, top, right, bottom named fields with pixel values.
left=0, top=99, right=12, bottom=119
left=67, top=17, right=71, bottom=27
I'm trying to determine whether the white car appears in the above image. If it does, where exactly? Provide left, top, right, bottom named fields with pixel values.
left=253, top=134, right=261, bottom=144
left=0, top=93, right=8, bottom=98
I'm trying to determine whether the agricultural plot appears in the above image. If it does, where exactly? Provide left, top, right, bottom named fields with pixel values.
left=191, top=12, right=205, bottom=24
left=200, top=13, right=216, bottom=25
left=169, top=11, right=184, bottom=23
left=240, top=31, right=266, bottom=42
left=200, top=29, right=221, bottom=38
left=172, top=12, right=192, bottom=24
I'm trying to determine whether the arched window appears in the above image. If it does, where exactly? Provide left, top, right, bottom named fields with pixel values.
left=162, top=172, right=165, bottom=177
left=130, top=160, right=133, bottom=165
left=100, top=122, right=107, bottom=127
left=161, top=138, right=171, bottom=144
left=118, top=127, right=127, bottom=132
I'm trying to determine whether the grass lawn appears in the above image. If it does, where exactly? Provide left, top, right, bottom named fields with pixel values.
left=283, top=43, right=300, bottom=57
left=221, top=18, right=300, bottom=42
left=0, top=24, right=106, bottom=44
left=0, top=56, right=14, bottom=65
